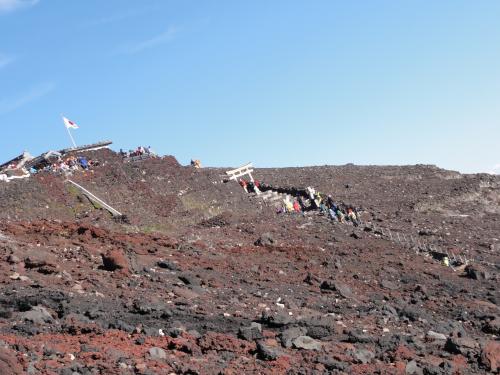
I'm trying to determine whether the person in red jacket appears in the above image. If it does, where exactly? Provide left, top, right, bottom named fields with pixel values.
left=293, top=199, right=301, bottom=212
left=239, top=178, right=248, bottom=193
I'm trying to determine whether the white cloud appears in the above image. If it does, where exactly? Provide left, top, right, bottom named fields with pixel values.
left=0, top=82, right=55, bottom=115
left=0, top=0, right=39, bottom=13
left=0, top=54, right=14, bottom=69
left=114, top=26, right=178, bottom=55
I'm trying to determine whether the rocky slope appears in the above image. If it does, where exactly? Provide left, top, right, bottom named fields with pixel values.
left=0, top=149, right=498, bottom=374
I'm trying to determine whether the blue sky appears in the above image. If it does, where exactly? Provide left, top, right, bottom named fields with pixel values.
left=1, top=0, right=499, bottom=174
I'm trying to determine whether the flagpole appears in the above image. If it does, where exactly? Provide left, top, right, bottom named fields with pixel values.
left=66, top=126, right=77, bottom=148
left=61, top=114, right=77, bottom=148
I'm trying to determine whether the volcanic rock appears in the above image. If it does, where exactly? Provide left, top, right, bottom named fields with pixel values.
left=261, top=310, right=292, bottom=327
left=157, top=259, right=179, bottom=270
left=101, top=249, right=129, bottom=273
left=256, top=340, right=282, bottom=361
left=238, top=322, right=262, bottom=341
left=22, top=306, right=54, bottom=324
left=0, top=347, right=23, bottom=375
left=254, top=232, right=275, bottom=246
left=465, top=264, right=491, bottom=280
left=292, top=336, right=322, bottom=350
left=481, top=340, right=500, bottom=372
left=483, top=316, right=500, bottom=335
left=444, top=336, right=479, bottom=355
left=405, top=360, right=423, bottom=375
left=280, top=326, right=307, bottom=348
left=353, top=348, right=375, bottom=364
left=148, top=347, right=167, bottom=360
left=426, top=330, right=447, bottom=341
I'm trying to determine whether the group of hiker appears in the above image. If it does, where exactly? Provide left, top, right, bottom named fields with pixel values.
left=32, top=156, right=97, bottom=175
left=239, top=178, right=261, bottom=194
left=236, top=178, right=362, bottom=226
left=120, top=146, right=154, bottom=158
left=190, top=159, right=202, bottom=169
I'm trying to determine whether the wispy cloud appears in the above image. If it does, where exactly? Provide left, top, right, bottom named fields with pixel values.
left=0, top=0, right=39, bottom=14
left=0, top=54, right=15, bottom=69
left=85, top=5, right=160, bottom=27
left=0, top=82, right=55, bottom=115
left=114, top=26, right=178, bottom=55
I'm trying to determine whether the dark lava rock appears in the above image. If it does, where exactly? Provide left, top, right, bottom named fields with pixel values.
left=22, top=306, right=54, bottom=324
left=444, top=336, right=479, bottom=355
left=320, top=280, right=354, bottom=299
left=238, top=322, right=262, bottom=341
left=254, top=232, right=275, bottom=247
left=279, top=326, right=307, bottom=348
left=306, top=325, right=331, bottom=339
left=148, top=347, right=167, bottom=360
left=347, top=329, right=376, bottom=344
left=398, top=305, right=424, bottom=322
left=157, top=260, right=179, bottom=271
left=480, top=340, right=500, bottom=373
left=482, top=316, right=500, bottom=335
left=304, top=272, right=321, bottom=286
left=465, top=264, right=491, bottom=280
left=350, top=232, right=362, bottom=239
left=109, top=320, right=134, bottom=333
left=261, top=311, right=292, bottom=327
left=405, top=360, right=423, bottom=375
left=7, top=254, right=20, bottom=264
left=316, top=356, right=350, bottom=371
left=381, top=279, right=399, bottom=290
left=178, top=273, right=200, bottom=286
left=256, top=340, right=282, bottom=361
left=353, top=348, right=375, bottom=364
left=292, top=336, right=322, bottom=350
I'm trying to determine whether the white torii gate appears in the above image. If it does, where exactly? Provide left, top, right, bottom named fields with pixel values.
left=225, top=163, right=260, bottom=194
left=226, top=163, right=255, bottom=182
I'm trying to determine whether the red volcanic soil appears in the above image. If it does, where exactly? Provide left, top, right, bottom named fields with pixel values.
left=0, top=149, right=498, bottom=374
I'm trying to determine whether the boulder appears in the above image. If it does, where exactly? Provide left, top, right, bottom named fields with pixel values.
left=347, top=329, right=376, bottom=344
left=256, top=340, right=282, bottom=361
left=465, top=264, right=490, bottom=280
left=148, top=347, right=167, bottom=360
left=261, top=311, right=292, bottom=327
left=381, top=279, right=399, bottom=291
left=254, top=233, right=275, bottom=247
left=320, top=280, right=354, bottom=299
left=157, top=260, right=179, bottom=271
left=481, top=341, right=500, bottom=372
left=405, top=360, right=423, bottom=375
left=292, top=336, right=322, bottom=351
left=426, top=330, right=447, bottom=341
left=238, top=323, right=262, bottom=341
left=445, top=337, right=479, bottom=355
left=353, top=349, right=375, bottom=364
left=280, top=326, right=307, bottom=348
left=483, top=317, right=500, bottom=335
left=22, top=306, right=54, bottom=325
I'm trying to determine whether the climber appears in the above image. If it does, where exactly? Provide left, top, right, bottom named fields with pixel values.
left=347, top=207, right=359, bottom=226
left=336, top=208, right=345, bottom=223
left=293, top=199, right=301, bottom=213
left=78, top=157, right=89, bottom=170
left=239, top=178, right=248, bottom=193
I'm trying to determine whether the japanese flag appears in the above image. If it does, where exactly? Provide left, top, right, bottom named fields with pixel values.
left=62, top=116, right=79, bottom=129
